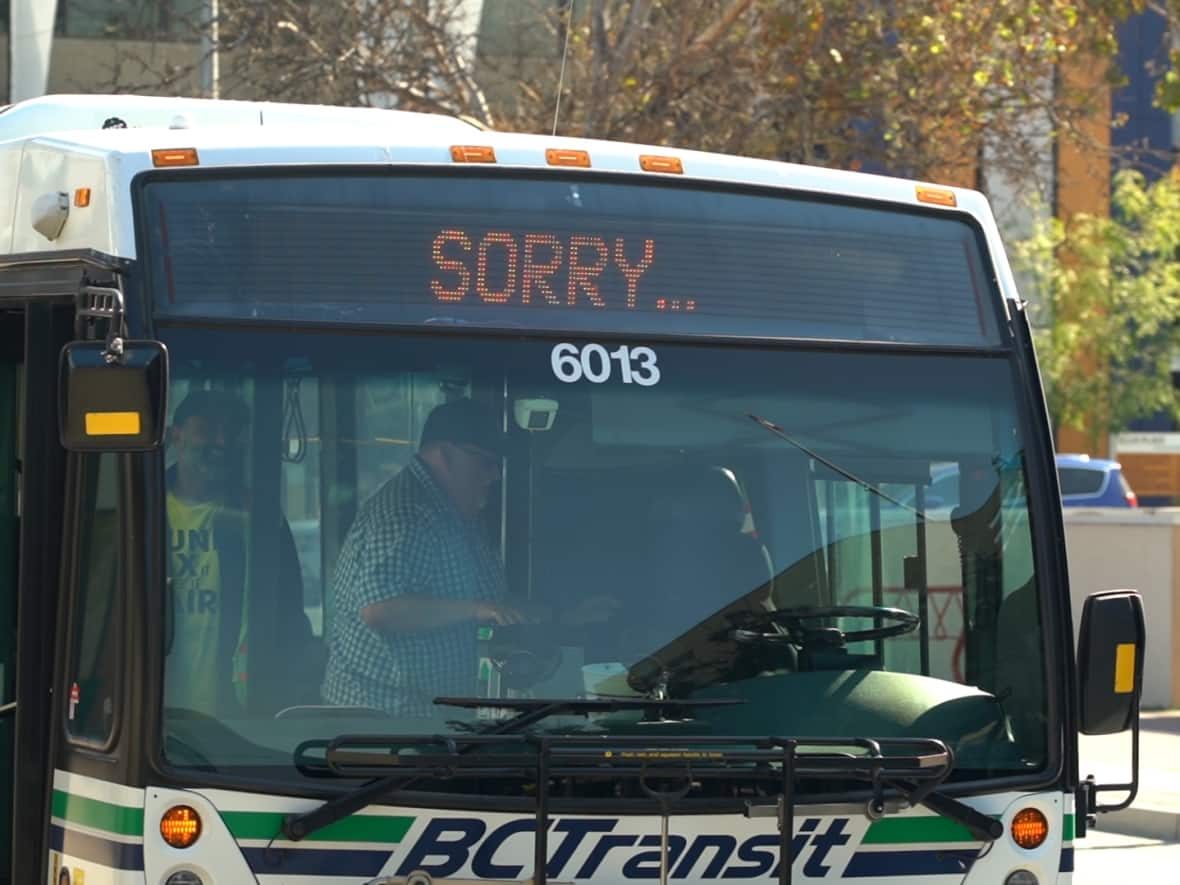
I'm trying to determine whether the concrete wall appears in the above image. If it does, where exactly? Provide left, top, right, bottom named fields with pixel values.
left=2, top=35, right=204, bottom=100
left=1064, top=510, right=1180, bottom=710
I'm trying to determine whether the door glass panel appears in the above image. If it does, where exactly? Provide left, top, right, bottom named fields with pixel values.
left=67, top=453, right=121, bottom=744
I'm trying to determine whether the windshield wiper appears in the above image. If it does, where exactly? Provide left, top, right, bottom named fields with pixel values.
left=282, top=695, right=744, bottom=841
left=912, top=786, right=1004, bottom=841
left=747, top=413, right=927, bottom=520
left=438, top=694, right=746, bottom=729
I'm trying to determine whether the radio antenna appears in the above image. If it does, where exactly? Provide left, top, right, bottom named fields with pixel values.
left=552, top=0, right=575, bottom=136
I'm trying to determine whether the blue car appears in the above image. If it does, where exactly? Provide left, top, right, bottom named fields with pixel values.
left=1054, top=453, right=1138, bottom=507
left=919, top=454, right=1137, bottom=510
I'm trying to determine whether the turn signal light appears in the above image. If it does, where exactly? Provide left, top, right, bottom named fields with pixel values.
left=160, top=805, right=202, bottom=849
left=1010, top=807, right=1048, bottom=849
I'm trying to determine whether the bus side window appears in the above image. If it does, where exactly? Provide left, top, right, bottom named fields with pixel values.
left=66, top=452, right=121, bottom=746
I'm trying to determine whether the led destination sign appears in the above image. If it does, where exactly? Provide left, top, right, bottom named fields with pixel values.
left=429, top=229, right=694, bottom=312
left=144, top=174, right=999, bottom=345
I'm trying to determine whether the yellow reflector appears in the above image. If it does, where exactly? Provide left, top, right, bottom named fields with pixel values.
left=1010, top=807, right=1048, bottom=850
left=450, top=145, right=497, bottom=163
left=160, top=805, right=202, bottom=849
left=916, top=186, right=957, bottom=207
left=151, top=148, right=200, bottom=167
left=1114, top=642, right=1137, bottom=694
left=84, top=411, right=141, bottom=437
left=546, top=148, right=591, bottom=168
left=639, top=155, right=684, bottom=174
left=74, top=188, right=92, bottom=208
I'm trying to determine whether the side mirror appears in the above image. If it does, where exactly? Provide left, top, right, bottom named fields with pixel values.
left=1077, top=589, right=1145, bottom=735
left=59, top=340, right=169, bottom=452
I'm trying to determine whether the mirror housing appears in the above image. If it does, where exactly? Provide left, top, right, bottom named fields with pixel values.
left=1077, top=589, right=1145, bottom=735
left=59, top=340, right=169, bottom=452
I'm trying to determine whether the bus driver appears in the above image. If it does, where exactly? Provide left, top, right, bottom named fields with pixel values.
left=324, top=398, right=618, bottom=716
left=323, top=399, right=529, bottom=717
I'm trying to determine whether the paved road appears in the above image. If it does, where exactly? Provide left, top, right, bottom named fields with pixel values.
left=1079, top=710, right=1180, bottom=841
left=1073, top=829, right=1180, bottom=882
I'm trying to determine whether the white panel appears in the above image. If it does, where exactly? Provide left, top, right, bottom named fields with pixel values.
left=0, top=145, right=24, bottom=253
left=10, top=0, right=60, bottom=103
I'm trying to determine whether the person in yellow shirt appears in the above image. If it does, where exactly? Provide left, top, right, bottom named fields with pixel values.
left=165, top=389, right=312, bottom=717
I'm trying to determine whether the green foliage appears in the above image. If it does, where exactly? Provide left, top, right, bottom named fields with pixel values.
left=1015, top=169, right=1180, bottom=443
left=480, top=0, right=1141, bottom=183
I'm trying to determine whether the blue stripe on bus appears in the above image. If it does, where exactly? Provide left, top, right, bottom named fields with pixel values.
left=843, top=848, right=980, bottom=877
left=1060, top=846, right=1075, bottom=872
left=49, top=823, right=144, bottom=871
left=242, top=845, right=392, bottom=878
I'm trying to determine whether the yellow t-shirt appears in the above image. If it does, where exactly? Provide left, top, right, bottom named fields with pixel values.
left=166, top=493, right=223, bottom=715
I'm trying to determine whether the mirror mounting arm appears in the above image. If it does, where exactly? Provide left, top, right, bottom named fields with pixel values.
left=75, top=284, right=128, bottom=364
left=1076, top=694, right=1141, bottom=837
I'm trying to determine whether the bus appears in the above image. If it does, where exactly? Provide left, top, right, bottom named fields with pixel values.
left=0, top=93, right=1146, bottom=885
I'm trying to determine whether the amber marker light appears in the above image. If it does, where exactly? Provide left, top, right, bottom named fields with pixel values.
left=1010, top=807, right=1049, bottom=850
left=915, top=186, right=957, bottom=207
left=160, top=805, right=202, bottom=849
left=151, top=148, right=200, bottom=167
left=74, top=188, right=92, bottom=208
left=450, top=145, right=497, bottom=163
left=639, top=155, right=684, bottom=174
left=546, top=148, right=591, bottom=168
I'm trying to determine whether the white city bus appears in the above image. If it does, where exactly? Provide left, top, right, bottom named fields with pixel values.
left=0, top=94, right=1145, bottom=885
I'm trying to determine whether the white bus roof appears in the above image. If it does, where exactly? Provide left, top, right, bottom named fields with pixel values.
left=0, top=95, right=1017, bottom=305
left=0, top=93, right=480, bottom=143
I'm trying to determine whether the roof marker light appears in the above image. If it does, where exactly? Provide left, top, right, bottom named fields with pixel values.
left=450, top=145, right=497, bottom=163
left=916, top=186, right=957, bottom=207
left=639, top=155, right=684, bottom=174
left=151, top=148, right=200, bottom=167
left=546, top=148, right=591, bottom=168
left=74, top=188, right=91, bottom=208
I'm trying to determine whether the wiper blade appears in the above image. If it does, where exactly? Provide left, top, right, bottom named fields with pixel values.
left=437, top=695, right=746, bottom=730
left=283, top=696, right=746, bottom=841
left=746, top=783, right=1001, bottom=843
left=747, top=413, right=927, bottom=520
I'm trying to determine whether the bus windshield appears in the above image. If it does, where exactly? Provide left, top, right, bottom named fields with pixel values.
left=156, top=324, right=1048, bottom=789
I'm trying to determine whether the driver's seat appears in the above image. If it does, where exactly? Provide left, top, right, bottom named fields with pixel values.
left=637, top=467, right=773, bottom=639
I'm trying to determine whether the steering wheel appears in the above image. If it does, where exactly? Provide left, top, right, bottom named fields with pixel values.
left=484, top=623, right=563, bottom=689
left=732, top=605, right=920, bottom=648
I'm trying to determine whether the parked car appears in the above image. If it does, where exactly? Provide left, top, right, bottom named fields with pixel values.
left=915, top=454, right=1137, bottom=510
left=1055, top=453, right=1138, bottom=507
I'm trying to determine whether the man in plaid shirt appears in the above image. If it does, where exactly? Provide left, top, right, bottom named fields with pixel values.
left=322, top=398, right=527, bottom=716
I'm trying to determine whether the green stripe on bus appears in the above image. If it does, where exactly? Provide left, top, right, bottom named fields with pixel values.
left=51, top=790, right=144, bottom=837
left=1064, top=814, right=1075, bottom=840
left=862, top=816, right=977, bottom=844
left=220, top=810, right=414, bottom=843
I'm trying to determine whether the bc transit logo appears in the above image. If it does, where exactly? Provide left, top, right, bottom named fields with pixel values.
left=393, top=816, right=854, bottom=880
